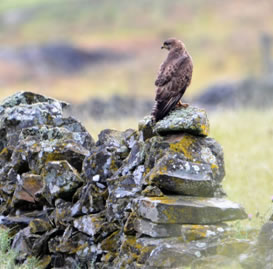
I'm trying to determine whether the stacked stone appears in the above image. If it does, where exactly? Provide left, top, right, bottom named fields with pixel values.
left=0, top=92, right=248, bottom=268
left=110, top=107, right=248, bottom=268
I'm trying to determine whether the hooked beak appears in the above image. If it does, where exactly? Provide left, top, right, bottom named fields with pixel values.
left=161, top=44, right=167, bottom=49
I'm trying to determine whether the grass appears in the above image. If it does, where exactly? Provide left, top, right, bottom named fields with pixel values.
left=0, top=229, right=40, bottom=269
left=210, top=109, right=273, bottom=225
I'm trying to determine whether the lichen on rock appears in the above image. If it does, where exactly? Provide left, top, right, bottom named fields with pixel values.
left=0, top=92, right=249, bottom=268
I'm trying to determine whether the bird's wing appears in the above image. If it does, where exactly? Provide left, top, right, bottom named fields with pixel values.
left=155, top=54, right=188, bottom=87
left=153, top=56, right=193, bottom=121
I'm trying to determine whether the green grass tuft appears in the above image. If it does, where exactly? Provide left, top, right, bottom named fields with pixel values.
left=0, top=229, right=40, bottom=269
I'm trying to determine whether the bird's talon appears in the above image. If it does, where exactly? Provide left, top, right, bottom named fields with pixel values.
left=181, top=103, right=189, bottom=108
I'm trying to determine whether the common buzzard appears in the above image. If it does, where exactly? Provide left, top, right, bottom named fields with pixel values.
left=151, top=38, right=193, bottom=122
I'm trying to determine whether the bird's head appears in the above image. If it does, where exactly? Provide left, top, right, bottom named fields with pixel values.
left=161, top=38, right=185, bottom=51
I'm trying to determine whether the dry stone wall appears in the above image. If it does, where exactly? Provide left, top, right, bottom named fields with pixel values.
left=0, top=92, right=249, bottom=268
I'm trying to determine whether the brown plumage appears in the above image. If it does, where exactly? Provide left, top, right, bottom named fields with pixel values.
left=151, top=38, right=193, bottom=122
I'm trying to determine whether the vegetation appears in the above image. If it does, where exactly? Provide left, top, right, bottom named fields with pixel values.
left=210, top=109, right=273, bottom=225
left=0, top=229, right=40, bottom=269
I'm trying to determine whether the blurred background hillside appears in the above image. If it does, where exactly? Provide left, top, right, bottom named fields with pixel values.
left=0, top=0, right=273, bottom=223
left=1, top=0, right=273, bottom=102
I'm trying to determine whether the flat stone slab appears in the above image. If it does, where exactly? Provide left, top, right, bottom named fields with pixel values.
left=134, top=218, right=229, bottom=239
left=136, top=196, right=247, bottom=224
left=135, top=235, right=248, bottom=268
left=154, top=106, right=209, bottom=136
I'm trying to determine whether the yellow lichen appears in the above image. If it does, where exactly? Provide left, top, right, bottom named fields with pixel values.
left=200, top=123, right=209, bottom=136
left=101, top=230, right=119, bottom=252
left=211, top=163, right=219, bottom=170
left=0, top=147, right=9, bottom=156
left=110, top=158, right=118, bottom=172
left=147, top=196, right=179, bottom=205
left=184, top=225, right=208, bottom=241
left=169, top=135, right=195, bottom=160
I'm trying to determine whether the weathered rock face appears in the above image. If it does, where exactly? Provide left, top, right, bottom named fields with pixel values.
left=0, top=92, right=249, bottom=268
left=136, top=196, right=246, bottom=224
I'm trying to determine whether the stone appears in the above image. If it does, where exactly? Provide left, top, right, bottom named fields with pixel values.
left=48, top=229, right=89, bottom=255
left=135, top=236, right=217, bottom=267
left=11, top=137, right=89, bottom=174
left=96, top=128, right=135, bottom=155
left=137, top=234, right=250, bottom=268
left=0, top=91, right=67, bottom=109
left=0, top=92, right=250, bottom=268
left=144, top=134, right=225, bottom=193
left=134, top=218, right=182, bottom=238
left=71, top=182, right=106, bottom=216
left=31, top=228, right=58, bottom=256
left=0, top=215, right=33, bottom=227
left=0, top=92, right=66, bottom=151
left=153, top=106, right=209, bottom=136
left=116, top=235, right=148, bottom=267
left=73, top=213, right=104, bottom=237
left=138, top=115, right=155, bottom=140
left=29, top=218, right=52, bottom=234
left=41, top=160, right=84, bottom=205
left=82, top=129, right=137, bottom=183
left=145, top=244, right=198, bottom=268
left=12, top=173, right=43, bottom=206
left=134, top=218, right=230, bottom=239
left=108, top=175, right=142, bottom=199
left=106, top=175, right=142, bottom=223
left=19, top=124, right=94, bottom=152
left=124, top=212, right=137, bottom=235
left=101, top=230, right=120, bottom=252
left=37, top=255, right=52, bottom=269
left=53, top=199, right=73, bottom=227
left=148, top=154, right=221, bottom=197
left=82, top=148, right=122, bottom=182
left=141, top=185, right=164, bottom=197
left=53, top=116, right=95, bottom=148
left=121, top=141, right=146, bottom=173
left=136, top=196, right=247, bottom=224
left=11, top=227, right=39, bottom=261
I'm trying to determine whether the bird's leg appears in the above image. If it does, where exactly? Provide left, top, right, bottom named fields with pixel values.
left=176, top=100, right=189, bottom=108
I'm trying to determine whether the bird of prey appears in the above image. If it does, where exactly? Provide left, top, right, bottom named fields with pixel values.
left=151, top=38, right=193, bottom=122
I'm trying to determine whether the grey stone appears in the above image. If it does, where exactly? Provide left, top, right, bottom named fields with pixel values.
left=73, top=213, right=104, bottom=237
left=0, top=91, right=250, bottom=268
left=134, top=218, right=230, bottom=239
left=143, top=134, right=225, bottom=192
left=136, top=196, right=247, bottom=224
left=41, top=160, right=84, bottom=204
left=153, top=106, right=209, bottom=136
left=0, top=91, right=67, bottom=109
left=138, top=115, right=155, bottom=140
left=148, top=154, right=220, bottom=197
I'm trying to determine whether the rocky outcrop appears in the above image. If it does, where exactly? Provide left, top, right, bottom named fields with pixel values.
left=0, top=92, right=248, bottom=268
